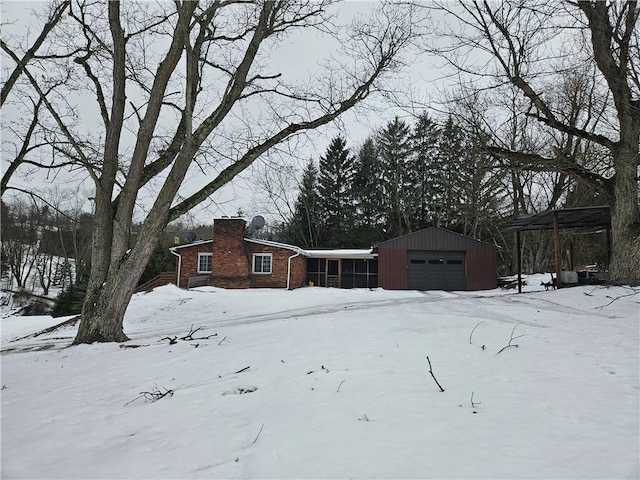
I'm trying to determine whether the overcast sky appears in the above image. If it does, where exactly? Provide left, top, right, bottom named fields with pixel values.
left=1, top=1, right=448, bottom=227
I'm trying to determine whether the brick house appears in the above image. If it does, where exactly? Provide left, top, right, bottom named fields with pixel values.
left=170, top=218, right=496, bottom=291
left=170, top=218, right=307, bottom=289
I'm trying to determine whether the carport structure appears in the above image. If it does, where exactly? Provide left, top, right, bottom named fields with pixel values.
left=504, top=206, right=611, bottom=292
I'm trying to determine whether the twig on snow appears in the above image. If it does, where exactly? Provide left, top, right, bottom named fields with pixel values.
left=180, top=324, right=218, bottom=341
left=595, top=288, right=640, bottom=311
left=471, top=391, right=481, bottom=410
left=426, top=356, right=445, bottom=392
left=123, top=386, right=174, bottom=407
left=252, top=423, right=264, bottom=445
left=234, top=366, right=250, bottom=374
left=469, top=321, right=484, bottom=345
left=497, top=323, right=525, bottom=354
left=336, top=380, right=346, bottom=392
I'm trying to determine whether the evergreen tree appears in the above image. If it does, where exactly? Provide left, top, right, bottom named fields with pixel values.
left=317, top=136, right=356, bottom=247
left=431, top=115, right=467, bottom=230
left=352, top=137, right=384, bottom=245
left=282, top=159, right=321, bottom=247
left=409, top=112, right=440, bottom=229
left=377, top=117, right=413, bottom=237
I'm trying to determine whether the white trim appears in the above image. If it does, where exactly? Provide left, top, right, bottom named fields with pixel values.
left=197, top=252, right=213, bottom=274
left=287, top=251, right=300, bottom=289
left=245, top=238, right=301, bottom=252
left=169, top=239, right=213, bottom=251
left=252, top=253, right=273, bottom=274
left=170, top=249, right=182, bottom=287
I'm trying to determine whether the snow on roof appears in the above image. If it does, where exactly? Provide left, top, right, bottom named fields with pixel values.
left=299, top=248, right=376, bottom=259
left=246, top=239, right=376, bottom=258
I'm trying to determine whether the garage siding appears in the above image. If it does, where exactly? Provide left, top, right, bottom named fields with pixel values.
left=376, top=226, right=496, bottom=291
left=377, top=249, right=408, bottom=290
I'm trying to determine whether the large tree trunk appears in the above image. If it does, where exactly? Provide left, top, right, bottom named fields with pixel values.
left=72, top=229, right=160, bottom=344
left=608, top=141, right=640, bottom=286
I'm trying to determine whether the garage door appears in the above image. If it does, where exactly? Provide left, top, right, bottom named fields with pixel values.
left=407, top=251, right=466, bottom=291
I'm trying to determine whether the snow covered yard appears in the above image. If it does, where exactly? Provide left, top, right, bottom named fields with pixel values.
left=1, top=279, right=638, bottom=479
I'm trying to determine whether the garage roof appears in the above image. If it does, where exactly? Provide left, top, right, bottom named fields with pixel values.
left=504, top=206, right=610, bottom=232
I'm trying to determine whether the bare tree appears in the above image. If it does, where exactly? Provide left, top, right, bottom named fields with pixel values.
left=0, top=199, right=39, bottom=290
left=3, top=1, right=421, bottom=343
left=0, top=0, right=80, bottom=197
left=432, top=0, right=639, bottom=285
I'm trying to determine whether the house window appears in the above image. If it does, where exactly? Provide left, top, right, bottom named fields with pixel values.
left=253, top=253, right=272, bottom=274
left=197, top=253, right=212, bottom=273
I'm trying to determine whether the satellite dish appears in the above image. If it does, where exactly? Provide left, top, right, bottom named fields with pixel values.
left=250, top=215, right=265, bottom=230
left=184, top=231, right=197, bottom=242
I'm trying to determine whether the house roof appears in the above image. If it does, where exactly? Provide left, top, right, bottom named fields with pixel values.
left=503, top=206, right=610, bottom=232
left=245, top=238, right=301, bottom=252
left=247, top=239, right=376, bottom=259
left=169, top=239, right=213, bottom=251
left=170, top=237, right=377, bottom=259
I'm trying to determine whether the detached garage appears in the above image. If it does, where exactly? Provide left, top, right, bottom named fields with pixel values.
left=376, top=226, right=496, bottom=291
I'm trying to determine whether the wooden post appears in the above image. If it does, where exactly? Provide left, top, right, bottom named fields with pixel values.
left=517, top=230, right=522, bottom=294
left=568, top=237, right=574, bottom=271
left=606, top=226, right=612, bottom=270
left=553, top=212, right=562, bottom=288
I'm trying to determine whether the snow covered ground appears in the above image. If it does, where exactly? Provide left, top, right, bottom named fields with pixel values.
left=1, top=276, right=638, bottom=479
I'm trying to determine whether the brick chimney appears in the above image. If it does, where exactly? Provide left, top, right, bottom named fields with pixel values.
left=212, top=218, right=251, bottom=287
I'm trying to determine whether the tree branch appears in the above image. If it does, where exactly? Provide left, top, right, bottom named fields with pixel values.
left=0, top=0, right=70, bottom=108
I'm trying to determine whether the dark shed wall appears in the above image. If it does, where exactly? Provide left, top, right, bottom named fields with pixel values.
left=377, top=249, right=408, bottom=290
left=466, top=249, right=497, bottom=290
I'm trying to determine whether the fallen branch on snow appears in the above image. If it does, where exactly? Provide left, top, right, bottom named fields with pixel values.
left=123, top=386, right=174, bottom=407
left=159, top=325, right=217, bottom=345
left=471, top=391, right=481, bottom=411
left=252, top=424, right=264, bottom=445
left=426, top=356, right=445, bottom=392
left=497, top=323, right=524, bottom=354
left=469, top=321, right=484, bottom=345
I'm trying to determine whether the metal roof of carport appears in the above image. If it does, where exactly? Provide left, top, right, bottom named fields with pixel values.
left=504, top=205, right=610, bottom=232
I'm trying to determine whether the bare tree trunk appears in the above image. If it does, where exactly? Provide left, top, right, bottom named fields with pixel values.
left=609, top=144, right=640, bottom=285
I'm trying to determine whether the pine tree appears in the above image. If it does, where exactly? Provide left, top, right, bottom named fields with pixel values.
left=284, top=159, right=321, bottom=247
left=317, top=136, right=356, bottom=247
left=377, top=117, right=413, bottom=237
left=352, top=137, right=384, bottom=245
left=409, top=112, right=440, bottom=229
left=432, top=115, right=467, bottom=230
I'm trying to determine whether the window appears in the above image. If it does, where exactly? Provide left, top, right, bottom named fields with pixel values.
left=253, top=253, right=272, bottom=274
left=197, top=253, right=212, bottom=273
